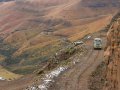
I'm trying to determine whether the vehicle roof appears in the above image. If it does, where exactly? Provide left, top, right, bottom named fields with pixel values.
left=94, top=38, right=102, bottom=40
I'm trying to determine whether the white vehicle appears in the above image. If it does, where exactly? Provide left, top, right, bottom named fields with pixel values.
left=94, top=38, right=102, bottom=49
left=74, top=41, right=84, bottom=46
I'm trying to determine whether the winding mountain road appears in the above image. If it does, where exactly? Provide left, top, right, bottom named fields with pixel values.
left=49, top=31, right=106, bottom=90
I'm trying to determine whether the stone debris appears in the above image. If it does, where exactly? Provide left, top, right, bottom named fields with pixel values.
left=26, top=67, right=67, bottom=90
left=26, top=39, right=86, bottom=90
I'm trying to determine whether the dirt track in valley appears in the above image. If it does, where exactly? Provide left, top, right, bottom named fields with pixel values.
left=49, top=31, right=106, bottom=90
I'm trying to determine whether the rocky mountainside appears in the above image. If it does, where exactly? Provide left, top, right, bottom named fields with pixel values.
left=0, top=0, right=118, bottom=76
left=104, top=12, right=120, bottom=90
left=0, top=1, right=120, bottom=89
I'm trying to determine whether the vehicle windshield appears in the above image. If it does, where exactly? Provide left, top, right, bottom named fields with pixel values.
left=94, top=40, right=102, bottom=44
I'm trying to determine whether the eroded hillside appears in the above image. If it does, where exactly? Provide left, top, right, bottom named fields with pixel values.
left=104, top=12, right=120, bottom=90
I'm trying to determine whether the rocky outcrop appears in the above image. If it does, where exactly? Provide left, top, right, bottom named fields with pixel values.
left=104, top=12, right=120, bottom=90
left=36, top=44, right=85, bottom=75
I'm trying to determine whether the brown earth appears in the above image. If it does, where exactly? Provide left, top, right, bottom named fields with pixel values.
left=48, top=31, right=107, bottom=90
left=0, top=28, right=107, bottom=90
left=103, top=13, right=120, bottom=90
left=0, top=75, right=34, bottom=90
left=0, top=0, right=113, bottom=76
left=0, top=0, right=119, bottom=90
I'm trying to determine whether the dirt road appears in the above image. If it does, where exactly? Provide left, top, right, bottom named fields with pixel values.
left=0, top=31, right=106, bottom=90
left=49, top=32, right=106, bottom=90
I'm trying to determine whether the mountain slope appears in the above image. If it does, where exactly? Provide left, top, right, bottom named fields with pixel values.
left=0, top=0, right=118, bottom=76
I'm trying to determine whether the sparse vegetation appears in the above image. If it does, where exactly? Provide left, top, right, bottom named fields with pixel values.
left=35, top=43, right=84, bottom=76
left=0, top=38, right=70, bottom=75
left=0, top=0, right=119, bottom=90
left=0, top=66, right=22, bottom=80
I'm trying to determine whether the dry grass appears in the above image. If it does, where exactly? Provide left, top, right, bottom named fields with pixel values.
left=69, top=16, right=112, bottom=41
left=0, top=55, right=6, bottom=62
left=0, top=66, right=22, bottom=80
left=0, top=0, right=115, bottom=76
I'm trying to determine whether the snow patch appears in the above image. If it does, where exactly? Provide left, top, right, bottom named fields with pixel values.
left=38, top=67, right=67, bottom=90
left=87, top=36, right=91, bottom=39
left=26, top=67, right=67, bottom=90
left=0, top=77, right=5, bottom=80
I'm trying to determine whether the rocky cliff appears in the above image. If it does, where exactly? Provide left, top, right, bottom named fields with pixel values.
left=104, top=12, right=120, bottom=90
